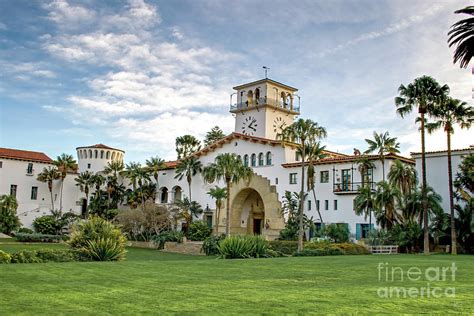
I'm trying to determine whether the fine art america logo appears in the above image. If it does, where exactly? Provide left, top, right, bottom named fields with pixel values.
left=377, top=262, right=457, bottom=298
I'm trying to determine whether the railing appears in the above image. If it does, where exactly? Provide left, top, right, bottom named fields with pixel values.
left=230, top=97, right=300, bottom=113
left=369, top=245, right=399, bottom=254
left=333, top=181, right=376, bottom=194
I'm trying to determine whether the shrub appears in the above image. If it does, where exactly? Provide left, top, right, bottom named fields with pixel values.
left=202, top=234, right=225, bottom=256
left=321, top=224, right=350, bottom=243
left=268, top=240, right=298, bottom=255
left=294, top=248, right=343, bottom=257
left=217, top=235, right=269, bottom=259
left=33, top=216, right=60, bottom=235
left=68, top=217, right=126, bottom=261
left=10, top=250, right=43, bottom=263
left=17, top=227, right=34, bottom=234
left=0, top=250, right=11, bottom=264
left=0, top=194, right=21, bottom=234
left=188, top=221, right=212, bottom=241
left=305, top=241, right=370, bottom=255
left=15, top=233, right=67, bottom=243
left=35, top=249, right=77, bottom=262
left=152, top=231, right=184, bottom=249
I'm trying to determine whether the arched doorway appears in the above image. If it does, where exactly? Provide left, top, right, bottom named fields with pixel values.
left=172, top=186, right=182, bottom=202
left=231, top=188, right=265, bottom=235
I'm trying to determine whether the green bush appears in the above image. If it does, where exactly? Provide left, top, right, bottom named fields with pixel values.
left=0, top=195, right=21, bottom=234
left=202, top=234, right=225, bottom=256
left=17, top=227, right=34, bottom=234
left=15, top=233, right=67, bottom=243
left=305, top=241, right=370, bottom=255
left=321, top=224, right=350, bottom=243
left=217, top=235, right=269, bottom=259
left=68, top=217, right=127, bottom=261
left=0, top=250, right=11, bottom=264
left=10, top=250, right=43, bottom=263
left=294, top=248, right=343, bottom=257
left=152, top=231, right=184, bottom=249
left=35, top=249, right=76, bottom=262
left=268, top=240, right=298, bottom=255
left=33, top=216, right=60, bottom=235
left=188, top=221, right=212, bottom=241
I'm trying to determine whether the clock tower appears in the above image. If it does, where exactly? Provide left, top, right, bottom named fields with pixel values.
left=230, top=79, right=300, bottom=140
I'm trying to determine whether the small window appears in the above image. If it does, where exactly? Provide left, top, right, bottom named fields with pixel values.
left=258, top=153, right=264, bottom=166
left=266, top=152, right=272, bottom=165
left=289, top=173, right=297, bottom=184
left=334, top=200, right=338, bottom=210
left=320, top=171, right=329, bottom=183
left=235, top=142, right=238, bottom=146
left=100, top=150, right=104, bottom=159
left=316, top=200, right=320, bottom=211
left=295, top=151, right=301, bottom=161
left=308, top=200, right=312, bottom=211
left=27, top=163, right=33, bottom=174
left=10, top=185, right=17, bottom=197
left=275, top=177, right=278, bottom=185
left=324, top=200, right=329, bottom=210
left=106, top=151, right=110, bottom=159
left=0, top=161, right=3, bottom=168
left=94, top=150, right=98, bottom=159
left=87, top=163, right=91, bottom=169
left=251, top=154, right=256, bottom=167
left=243, top=155, right=249, bottom=167
left=31, top=186, right=38, bottom=200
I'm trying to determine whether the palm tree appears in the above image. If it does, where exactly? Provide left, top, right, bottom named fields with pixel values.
left=374, top=182, right=399, bottom=230
left=104, top=160, right=124, bottom=178
left=305, top=141, right=328, bottom=224
left=448, top=6, right=474, bottom=68
left=207, top=186, right=227, bottom=234
left=364, top=131, right=400, bottom=182
left=356, top=155, right=376, bottom=189
left=202, top=153, right=253, bottom=236
left=136, top=166, right=151, bottom=211
left=278, top=119, right=327, bottom=252
left=123, top=162, right=141, bottom=191
left=175, top=135, right=201, bottom=159
left=54, top=153, right=77, bottom=211
left=388, top=160, right=417, bottom=197
left=204, top=126, right=226, bottom=146
left=174, top=157, right=202, bottom=203
left=37, top=166, right=60, bottom=210
left=175, top=197, right=203, bottom=224
left=145, top=156, right=165, bottom=202
left=0, top=194, right=20, bottom=234
left=75, top=171, right=94, bottom=217
left=91, top=174, right=105, bottom=199
left=395, top=75, right=450, bottom=254
left=354, top=186, right=376, bottom=231
left=426, top=97, right=473, bottom=254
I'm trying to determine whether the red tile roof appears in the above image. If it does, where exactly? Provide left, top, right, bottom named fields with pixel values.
left=76, top=144, right=124, bottom=152
left=411, top=146, right=473, bottom=156
left=0, top=148, right=53, bottom=163
left=282, top=153, right=415, bottom=168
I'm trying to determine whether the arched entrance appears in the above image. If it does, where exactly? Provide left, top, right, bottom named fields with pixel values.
left=231, top=188, right=265, bottom=235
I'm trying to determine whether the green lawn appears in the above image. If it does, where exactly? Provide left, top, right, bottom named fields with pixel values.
left=0, top=243, right=473, bottom=314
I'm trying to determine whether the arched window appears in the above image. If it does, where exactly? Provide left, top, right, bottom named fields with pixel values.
left=111, top=152, right=116, bottom=160
left=100, top=150, right=104, bottom=159
left=287, top=93, right=293, bottom=110
left=88, top=149, right=92, bottom=158
left=94, top=150, right=98, bottom=159
left=82, top=150, right=86, bottom=158
left=281, top=91, right=286, bottom=108
left=172, top=186, right=182, bottom=202
left=247, top=90, right=253, bottom=106
left=106, top=151, right=110, bottom=159
left=266, top=152, right=272, bottom=165
left=258, top=153, right=264, bottom=166
left=251, top=153, right=256, bottom=167
left=243, top=154, right=249, bottom=167
left=255, top=88, right=260, bottom=104
left=160, top=187, right=169, bottom=203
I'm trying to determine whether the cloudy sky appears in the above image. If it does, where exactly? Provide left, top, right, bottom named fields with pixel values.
left=0, top=0, right=472, bottom=163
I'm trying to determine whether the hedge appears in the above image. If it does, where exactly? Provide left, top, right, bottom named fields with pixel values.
left=6, top=249, right=82, bottom=264
left=15, top=233, right=67, bottom=243
left=269, top=240, right=370, bottom=256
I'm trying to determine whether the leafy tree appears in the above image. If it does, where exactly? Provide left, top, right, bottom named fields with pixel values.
left=37, top=166, right=61, bottom=210
left=454, top=154, right=474, bottom=253
left=203, top=153, right=253, bottom=236
left=123, top=162, right=140, bottom=191
left=176, top=135, right=201, bottom=159
left=174, top=157, right=202, bottom=202
left=54, top=153, right=77, bottom=211
left=356, top=155, right=376, bottom=188
left=354, top=186, right=376, bottom=230
left=448, top=6, right=474, bottom=68
left=388, top=160, right=417, bottom=197
left=279, top=191, right=313, bottom=241
left=395, top=75, right=449, bottom=254
left=145, top=156, right=165, bottom=201
left=204, top=126, right=226, bottom=146
left=103, top=160, right=124, bottom=178
left=454, top=153, right=474, bottom=194
left=364, top=131, right=400, bottom=182
left=373, top=182, right=399, bottom=230
left=278, top=118, right=327, bottom=252
left=0, top=195, right=20, bottom=234
left=75, top=171, right=94, bottom=218
left=426, top=97, right=473, bottom=254
left=305, top=141, right=328, bottom=224
left=207, top=186, right=227, bottom=234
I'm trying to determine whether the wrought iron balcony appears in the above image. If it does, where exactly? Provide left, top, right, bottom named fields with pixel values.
left=230, top=97, right=300, bottom=113
left=333, top=181, right=376, bottom=194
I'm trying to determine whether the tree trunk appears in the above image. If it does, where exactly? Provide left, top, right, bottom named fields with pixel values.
left=59, top=177, right=64, bottom=211
left=85, top=193, right=89, bottom=218
left=312, top=188, right=323, bottom=224
left=420, top=112, right=430, bottom=255
left=215, top=204, right=220, bottom=235
left=225, top=181, right=231, bottom=237
left=188, top=179, right=192, bottom=202
left=49, top=184, right=54, bottom=211
left=446, top=128, right=457, bottom=255
left=154, top=175, right=159, bottom=203
left=298, top=144, right=306, bottom=253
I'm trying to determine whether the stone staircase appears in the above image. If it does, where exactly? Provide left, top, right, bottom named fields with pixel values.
left=163, top=240, right=204, bottom=255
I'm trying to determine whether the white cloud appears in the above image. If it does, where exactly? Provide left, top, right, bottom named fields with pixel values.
left=0, top=62, right=57, bottom=80
left=0, top=22, right=7, bottom=30
left=43, top=0, right=96, bottom=26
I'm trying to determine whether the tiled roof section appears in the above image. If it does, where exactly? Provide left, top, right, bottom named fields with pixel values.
left=411, top=146, right=473, bottom=156
left=0, top=148, right=53, bottom=163
left=281, top=153, right=415, bottom=168
left=76, top=144, right=124, bottom=152
left=160, top=161, right=179, bottom=170
left=233, top=78, right=298, bottom=91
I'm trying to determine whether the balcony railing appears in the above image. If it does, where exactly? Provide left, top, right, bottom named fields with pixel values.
left=230, top=97, right=300, bottom=113
left=333, top=181, right=376, bottom=194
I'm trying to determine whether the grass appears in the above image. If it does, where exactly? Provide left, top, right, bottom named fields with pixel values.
left=0, top=242, right=473, bottom=314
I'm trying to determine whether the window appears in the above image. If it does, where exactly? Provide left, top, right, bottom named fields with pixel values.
left=266, top=152, right=272, bottom=165
left=342, top=169, right=351, bottom=191
left=243, top=155, right=249, bottom=167
left=31, top=186, right=38, bottom=200
left=356, top=223, right=373, bottom=240
left=334, top=200, right=338, bottom=210
left=316, top=200, right=320, bottom=211
left=289, top=173, right=297, bottom=184
left=251, top=153, right=256, bottom=167
left=0, top=161, right=2, bottom=168
left=27, top=163, right=33, bottom=174
left=100, top=150, right=104, bottom=159
left=320, top=171, right=329, bottom=183
left=324, top=200, right=329, bottom=210
left=10, top=185, right=17, bottom=197
left=308, top=200, right=312, bottom=210
left=295, top=151, right=301, bottom=161
left=258, top=153, right=264, bottom=166
left=87, top=163, right=91, bottom=169
left=275, top=177, right=278, bottom=185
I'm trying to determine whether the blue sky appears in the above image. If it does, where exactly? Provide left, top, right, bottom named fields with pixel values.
left=0, top=0, right=472, bottom=163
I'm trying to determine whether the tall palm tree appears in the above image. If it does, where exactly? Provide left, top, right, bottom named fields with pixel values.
left=207, top=186, right=227, bottom=234
left=388, top=160, right=417, bottom=197
left=175, top=135, right=201, bottom=159
left=75, top=171, right=94, bottom=218
left=395, top=75, right=450, bottom=254
left=364, top=131, right=400, bottom=182
left=54, top=153, right=77, bottom=211
left=204, top=126, right=226, bottom=146
left=374, top=182, right=400, bottom=230
left=104, top=160, right=124, bottom=178
left=426, top=97, right=473, bottom=254
left=37, top=166, right=60, bottom=210
left=354, top=186, right=376, bottom=231
left=278, top=118, right=327, bottom=252
left=146, top=156, right=165, bottom=202
left=356, top=155, right=376, bottom=189
left=448, top=6, right=474, bottom=68
left=175, top=157, right=202, bottom=202
left=305, top=141, right=328, bottom=224
left=123, top=162, right=141, bottom=191
left=91, top=174, right=105, bottom=199
left=202, top=153, right=253, bottom=236
left=136, top=166, right=151, bottom=211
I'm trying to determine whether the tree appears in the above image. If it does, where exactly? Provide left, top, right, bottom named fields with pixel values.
left=174, top=197, right=203, bottom=224
left=454, top=154, right=474, bottom=253
left=354, top=186, right=376, bottom=232
left=75, top=171, right=94, bottom=218
left=204, top=126, right=225, bottom=146
left=145, top=156, right=165, bottom=202
left=388, top=160, right=417, bottom=197
left=175, top=135, right=201, bottom=159
left=202, top=153, right=253, bottom=236
left=374, top=182, right=399, bottom=230
left=426, top=97, right=473, bottom=254
left=207, top=186, right=227, bottom=234
left=278, top=118, right=327, bottom=252
left=395, top=75, right=450, bottom=254
left=135, top=166, right=151, bottom=211
left=0, top=195, right=20, bottom=234
left=104, top=160, right=124, bottom=178
left=364, top=131, right=400, bottom=182
left=123, top=162, right=141, bottom=191
left=37, top=166, right=60, bottom=210
left=174, top=157, right=202, bottom=203
left=54, top=153, right=77, bottom=211
left=356, top=155, right=376, bottom=189
left=305, top=141, right=328, bottom=224
left=448, top=6, right=474, bottom=68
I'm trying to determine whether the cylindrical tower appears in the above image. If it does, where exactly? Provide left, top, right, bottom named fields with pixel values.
left=76, top=144, right=125, bottom=173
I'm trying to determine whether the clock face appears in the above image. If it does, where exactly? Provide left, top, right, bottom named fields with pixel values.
left=273, top=116, right=287, bottom=133
left=241, top=116, right=258, bottom=136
